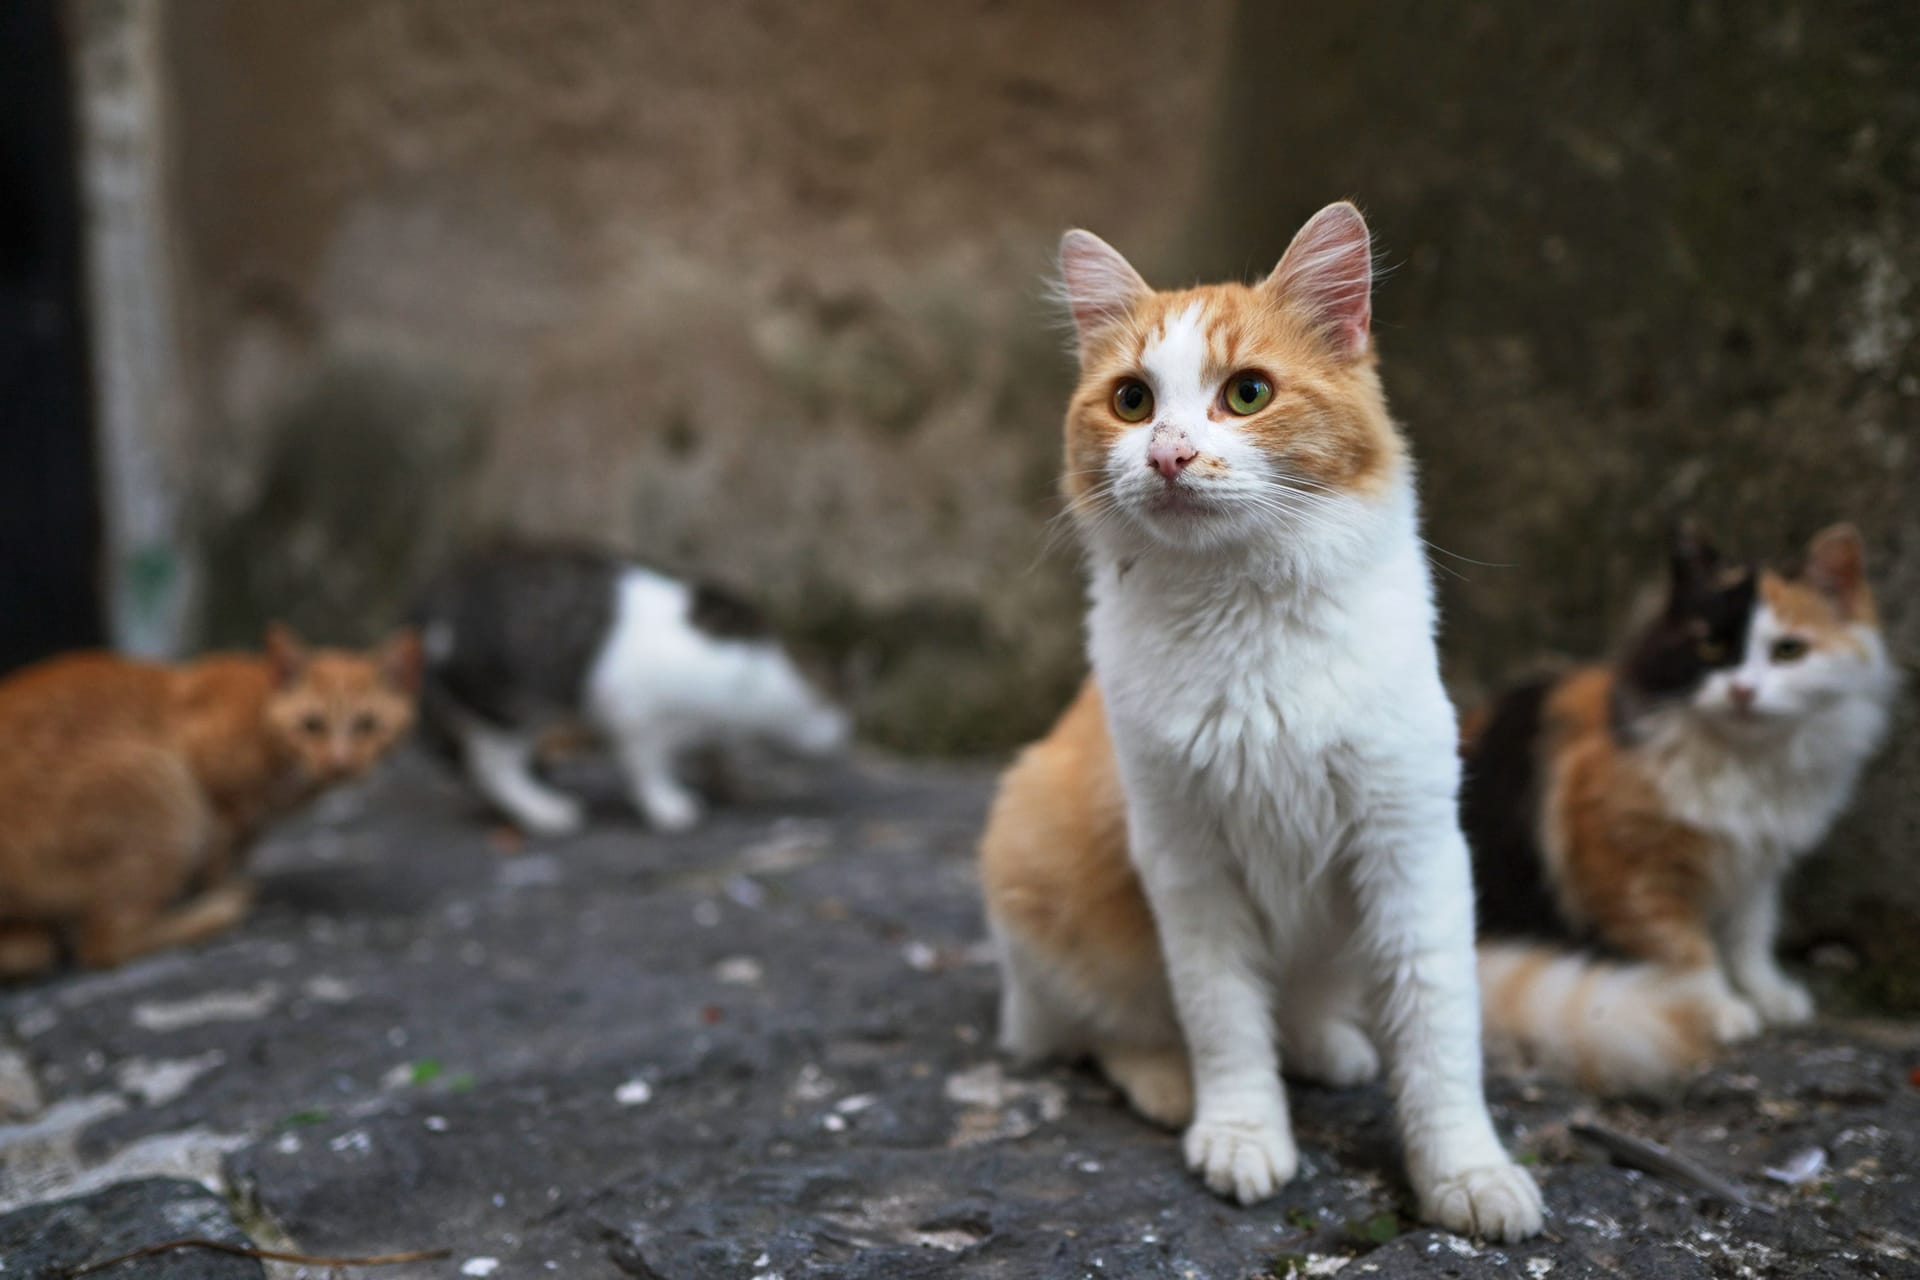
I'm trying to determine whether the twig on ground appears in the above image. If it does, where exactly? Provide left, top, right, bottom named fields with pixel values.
left=1571, top=1121, right=1762, bottom=1210
left=60, top=1237, right=450, bottom=1277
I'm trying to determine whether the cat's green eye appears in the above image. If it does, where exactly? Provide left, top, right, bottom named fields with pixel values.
left=1771, top=637, right=1809, bottom=664
left=1112, top=379, right=1154, bottom=423
left=1224, top=372, right=1274, bottom=416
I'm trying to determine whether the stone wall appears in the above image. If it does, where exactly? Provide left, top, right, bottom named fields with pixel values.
left=154, top=0, right=1235, bottom=752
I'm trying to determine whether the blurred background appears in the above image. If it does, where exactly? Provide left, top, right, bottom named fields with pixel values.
left=2, top=1, right=1914, bottom=1003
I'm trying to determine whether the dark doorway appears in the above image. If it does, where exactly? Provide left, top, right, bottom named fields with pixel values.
left=0, top=0, right=104, bottom=675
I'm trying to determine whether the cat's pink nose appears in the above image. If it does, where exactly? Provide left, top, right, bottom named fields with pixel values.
left=1147, top=434, right=1197, bottom=479
left=1728, top=682, right=1756, bottom=710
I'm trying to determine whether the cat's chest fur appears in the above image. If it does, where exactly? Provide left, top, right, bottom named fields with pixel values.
left=1089, top=534, right=1453, bottom=869
left=1639, top=696, right=1890, bottom=872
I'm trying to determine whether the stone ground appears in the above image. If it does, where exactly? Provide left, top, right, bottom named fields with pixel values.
left=1, top=752, right=1917, bottom=1280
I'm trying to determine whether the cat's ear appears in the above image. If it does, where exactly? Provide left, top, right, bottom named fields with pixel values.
left=1058, top=229, right=1150, bottom=360
left=1666, top=514, right=1728, bottom=606
left=1804, top=523, right=1872, bottom=620
left=1263, top=201, right=1373, bottom=360
left=378, top=628, right=425, bottom=697
left=264, top=622, right=308, bottom=687
left=1667, top=517, right=1721, bottom=589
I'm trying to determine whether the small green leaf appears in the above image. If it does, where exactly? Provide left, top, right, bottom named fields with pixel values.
left=1516, top=1151, right=1540, bottom=1166
left=407, top=1059, right=445, bottom=1086
left=1286, top=1207, right=1318, bottom=1231
left=1344, top=1212, right=1402, bottom=1246
left=278, top=1108, right=329, bottom=1130
left=1267, top=1253, right=1310, bottom=1277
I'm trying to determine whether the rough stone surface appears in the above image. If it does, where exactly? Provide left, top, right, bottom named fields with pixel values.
left=0, top=1177, right=262, bottom=1278
left=2, top=754, right=1917, bottom=1278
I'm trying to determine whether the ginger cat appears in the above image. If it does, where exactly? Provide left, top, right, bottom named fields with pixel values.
left=980, top=203, right=1543, bottom=1240
left=0, top=625, right=420, bottom=978
left=1465, top=523, right=1897, bottom=1093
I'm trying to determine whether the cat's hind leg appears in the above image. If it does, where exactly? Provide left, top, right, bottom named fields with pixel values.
left=77, top=881, right=257, bottom=969
left=979, top=692, right=1194, bottom=1133
left=60, top=747, right=229, bottom=970
left=1280, top=949, right=1381, bottom=1089
left=1096, top=1042, right=1194, bottom=1130
left=461, top=722, right=584, bottom=837
left=991, top=910, right=1192, bottom=1128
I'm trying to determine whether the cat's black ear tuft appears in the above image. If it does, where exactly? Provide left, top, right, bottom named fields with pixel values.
left=1667, top=517, right=1721, bottom=590
left=265, top=622, right=308, bottom=688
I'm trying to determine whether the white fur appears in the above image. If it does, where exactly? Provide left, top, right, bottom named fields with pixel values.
left=455, top=567, right=848, bottom=835
left=1633, top=601, right=1897, bottom=1026
left=1040, top=296, right=1542, bottom=1237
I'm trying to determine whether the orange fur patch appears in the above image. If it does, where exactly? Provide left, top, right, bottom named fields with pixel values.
left=977, top=679, right=1165, bottom=1015
left=1538, top=668, right=1720, bottom=970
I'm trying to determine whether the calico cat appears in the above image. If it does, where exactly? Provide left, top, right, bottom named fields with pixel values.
left=412, top=544, right=848, bottom=836
left=1465, top=523, right=1898, bottom=1093
left=978, top=204, right=1543, bottom=1240
left=0, top=625, right=420, bottom=978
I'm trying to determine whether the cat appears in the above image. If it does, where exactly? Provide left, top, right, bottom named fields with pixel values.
left=411, top=543, right=849, bottom=837
left=978, top=203, right=1543, bottom=1240
left=0, top=625, right=420, bottom=978
left=1464, top=522, right=1898, bottom=1093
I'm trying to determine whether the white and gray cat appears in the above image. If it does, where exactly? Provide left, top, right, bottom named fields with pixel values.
left=414, top=545, right=848, bottom=835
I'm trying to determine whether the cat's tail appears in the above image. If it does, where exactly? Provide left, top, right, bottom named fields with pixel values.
left=1477, top=942, right=1723, bottom=1095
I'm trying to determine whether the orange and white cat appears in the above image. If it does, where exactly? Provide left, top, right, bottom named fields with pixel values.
left=980, top=204, right=1543, bottom=1239
left=0, top=625, right=420, bottom=978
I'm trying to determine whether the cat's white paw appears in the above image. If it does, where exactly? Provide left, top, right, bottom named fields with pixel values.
left=1183, top=1103, right=1298, bottom=1205
left=642, top=788, right=703, bottom=832
left=1418, top=1161, right=1545, bottom=1242
left=1707, top=994, right=1764, bottom=1044
left=1287, top=1018, right=1381, bottom=1089
left=514, top=795, right=585, bottom=839
left=1747, top=977, right=1814, bottom=1026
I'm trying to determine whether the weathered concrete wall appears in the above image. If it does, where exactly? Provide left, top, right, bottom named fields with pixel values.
left=1190, top=2, right=1918, bottom=1001
left=156, top=0, right=1235, bottom=752
left=145, top=4, right=1914, bottom=995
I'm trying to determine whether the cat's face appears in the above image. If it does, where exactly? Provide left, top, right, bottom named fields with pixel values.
left=263, top=625, right=422, bottom=783
left=1692, top=525, right=1888, bottom=731
left=1056, top=203, right=1403, bottom=557
left=1625, top=524, right=1888, bottom=736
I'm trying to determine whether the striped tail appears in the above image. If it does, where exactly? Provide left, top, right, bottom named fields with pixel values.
left=1477, top=941, right=1724, bottom=1095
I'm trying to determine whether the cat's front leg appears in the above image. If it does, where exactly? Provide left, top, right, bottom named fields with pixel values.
left=1131, top=803, right=1296, bottom=1205
left=1720, top=873, right=1814, bottom=1026
left=1350, top=819, right=1543, bottom=1242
